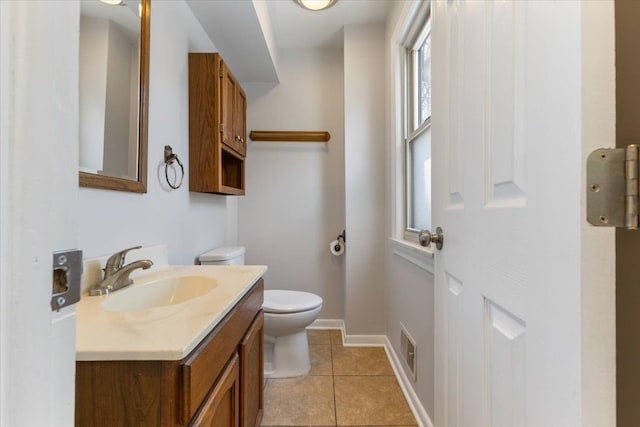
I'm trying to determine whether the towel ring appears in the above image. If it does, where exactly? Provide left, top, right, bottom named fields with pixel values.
left=164, top=145, right=184, bottom=190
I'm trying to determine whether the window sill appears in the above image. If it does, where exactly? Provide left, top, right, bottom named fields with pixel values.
left=389, top=237, right=434, bottom=273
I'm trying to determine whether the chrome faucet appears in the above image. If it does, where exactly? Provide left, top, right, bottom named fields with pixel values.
left=89, top=246, right=153, bottom=296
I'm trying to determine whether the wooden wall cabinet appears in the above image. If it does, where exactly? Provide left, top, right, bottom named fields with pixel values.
left=189, top=53, right=246, bottom=195
left=76, top=280, right=264, bottom=427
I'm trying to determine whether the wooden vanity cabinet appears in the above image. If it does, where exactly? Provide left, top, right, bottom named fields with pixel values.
left=75, top=279, right=264, bottom=427
left=189, top=53, right=246, bottom=195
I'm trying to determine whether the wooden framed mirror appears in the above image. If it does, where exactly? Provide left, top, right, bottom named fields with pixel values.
left=79, top=0, right=150, bottom=193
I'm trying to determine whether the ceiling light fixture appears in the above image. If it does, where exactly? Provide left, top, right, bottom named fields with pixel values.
left=295, top=0, right=337, bottom=12
left=99, top=0, right=125, bottom=5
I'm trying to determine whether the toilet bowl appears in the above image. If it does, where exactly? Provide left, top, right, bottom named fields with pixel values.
left=263, top=290, right=323, bottom=378
left=198, top=247, right=323, bottom=378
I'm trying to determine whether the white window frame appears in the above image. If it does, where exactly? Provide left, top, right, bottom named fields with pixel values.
left=389, top=1, right=434, bottom=270
left=403, top=12, right=432, bottom=244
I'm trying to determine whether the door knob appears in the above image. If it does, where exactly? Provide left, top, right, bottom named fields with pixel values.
left=419, top=227, right=444, bottom=250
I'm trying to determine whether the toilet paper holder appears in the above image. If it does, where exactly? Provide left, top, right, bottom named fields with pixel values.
left=330, top=230, right=346, bottom=256
left=335, top=230, right=346, bottom=249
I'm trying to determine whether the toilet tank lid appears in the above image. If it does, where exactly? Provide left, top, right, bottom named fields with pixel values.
left=199, top=246, right=245, bottom=262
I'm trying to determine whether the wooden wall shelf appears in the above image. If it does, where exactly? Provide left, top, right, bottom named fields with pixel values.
left=249, top=131, right=331, bottom=142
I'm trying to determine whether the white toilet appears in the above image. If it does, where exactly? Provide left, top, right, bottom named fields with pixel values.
left=199, top=246, right=323, bottom=378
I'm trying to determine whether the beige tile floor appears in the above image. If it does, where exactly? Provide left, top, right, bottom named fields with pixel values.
left=261, top=329, right=417, bottom=427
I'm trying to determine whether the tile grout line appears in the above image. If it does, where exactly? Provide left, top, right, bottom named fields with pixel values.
left=263, top=330, right=416, bottom=427
left=331, top=333, right=338, bottom=427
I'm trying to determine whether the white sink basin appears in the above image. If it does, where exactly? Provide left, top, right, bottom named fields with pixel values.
left=102, top=275, right=217, bottom=312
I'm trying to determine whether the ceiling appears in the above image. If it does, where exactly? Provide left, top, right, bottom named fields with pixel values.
left=186, top=0, right=394, bottom=83
left=81, top=0, right=140, bottom=41
left=266, top=0, right=393, bottom=49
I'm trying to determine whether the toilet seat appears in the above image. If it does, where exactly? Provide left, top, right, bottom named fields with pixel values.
left=263, top=290, right=323, bottom=314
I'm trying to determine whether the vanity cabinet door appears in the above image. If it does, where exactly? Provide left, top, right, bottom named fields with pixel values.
left=190, top=353, right=240, bottom=427
left=240, top=311, right=264, bottom=427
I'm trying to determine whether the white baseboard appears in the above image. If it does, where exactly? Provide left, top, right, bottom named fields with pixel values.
left=308, top=319, right=386, bottom=347
left=343, top=334, right=387, bottom=347
left=383, top=336, right=434, bottom=427
left=308, top=318, right=344, bottom=330
left=308, top=319, right=434, bottom=427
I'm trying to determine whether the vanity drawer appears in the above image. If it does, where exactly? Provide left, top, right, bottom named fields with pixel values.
left=181, top=279, right=263, bottom=424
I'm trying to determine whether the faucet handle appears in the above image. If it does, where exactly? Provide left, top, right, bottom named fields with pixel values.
left=104, top=246, right=142, bottom=277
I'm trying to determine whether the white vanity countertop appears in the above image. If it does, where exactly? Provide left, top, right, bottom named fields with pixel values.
left=76, top=264, right=267, bottom=361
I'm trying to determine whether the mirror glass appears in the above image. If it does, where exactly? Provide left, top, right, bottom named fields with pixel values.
left=79, top=0, right=149, bottom=193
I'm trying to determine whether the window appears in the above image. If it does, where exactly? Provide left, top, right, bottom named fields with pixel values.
left=405, top=18, right=431, bottom=239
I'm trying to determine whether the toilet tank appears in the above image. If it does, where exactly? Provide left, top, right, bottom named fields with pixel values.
left=199, top=246, right=245, bottom=265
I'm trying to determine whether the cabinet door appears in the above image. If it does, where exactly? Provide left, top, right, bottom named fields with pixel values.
left=240, top=312, right=264, bottom=427
left=190, top=353, right=240, bottom=427
left=220, top=61, right=244, bottom=157
left=234, top=86, right=247, bottom=157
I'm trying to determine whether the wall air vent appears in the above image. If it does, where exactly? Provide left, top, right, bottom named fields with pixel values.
left=400, top=323, right=417, bottom=381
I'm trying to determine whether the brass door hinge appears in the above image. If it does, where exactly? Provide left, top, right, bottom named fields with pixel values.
left=220, top=123, right=224, bottom=133
left=587, top=144, right=638, bottom=230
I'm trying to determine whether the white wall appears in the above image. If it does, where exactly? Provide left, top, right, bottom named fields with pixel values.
left=238, top=48, right=345, bottom=319
left=343, top=24, right=387, bottom=335
left=79, top=0, right=237, bottom=265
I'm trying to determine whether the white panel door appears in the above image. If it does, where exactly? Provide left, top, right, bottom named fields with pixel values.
left=430, top=1, right=615, bottom=426
left=0, top=1, right=79, bottom=426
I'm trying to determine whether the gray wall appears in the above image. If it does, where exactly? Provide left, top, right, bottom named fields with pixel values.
left=239, top=48, right=346, bottom=320
left=103, top=20, right=135, bottom=179
left=343, top=24, right=388, bottom=335
left=79, top=16, right=108, bottom=173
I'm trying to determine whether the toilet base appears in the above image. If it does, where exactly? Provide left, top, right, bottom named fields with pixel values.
left=264, top=330, right=311, bottom=378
